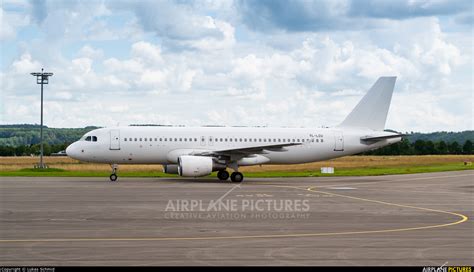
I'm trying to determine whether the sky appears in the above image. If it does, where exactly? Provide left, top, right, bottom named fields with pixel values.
left=0, top=0, right=472, bottom=132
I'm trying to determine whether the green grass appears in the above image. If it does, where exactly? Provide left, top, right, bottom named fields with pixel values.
left=17, top=167, right=66, bottom=172
left=0, top=163, right=471, bottom=178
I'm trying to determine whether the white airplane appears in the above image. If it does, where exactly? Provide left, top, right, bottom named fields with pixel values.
left=66, top=76, right=403, bottom=182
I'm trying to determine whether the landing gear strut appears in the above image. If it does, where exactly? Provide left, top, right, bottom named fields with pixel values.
left=230, top=172, right=244, bottom=183
left=110, top=164, right=118, bottom=181
left=217, top=170, right=230, bottom=181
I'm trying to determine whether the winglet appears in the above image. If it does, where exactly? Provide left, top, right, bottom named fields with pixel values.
left=338, top=77, right=396, bottom=131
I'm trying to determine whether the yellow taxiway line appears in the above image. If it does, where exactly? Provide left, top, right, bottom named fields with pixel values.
left=0, top=175, right=469, bottom=243
left=0, top=177, right=469, bottom=243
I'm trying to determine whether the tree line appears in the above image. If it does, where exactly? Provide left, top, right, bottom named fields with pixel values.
left=0, top=143, right=70, bottom=156
left=362, top=139, right=473, bottom=155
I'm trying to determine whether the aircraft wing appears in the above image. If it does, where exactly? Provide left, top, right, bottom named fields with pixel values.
left=194, top=142, right=301, bottom=157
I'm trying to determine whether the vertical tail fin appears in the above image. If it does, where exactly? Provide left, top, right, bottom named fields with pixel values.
left=338, top=76, right=396, bottom=131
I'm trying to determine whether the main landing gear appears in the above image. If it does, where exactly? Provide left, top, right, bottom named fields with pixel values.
left=230, top=172, right=244, bottom=183
left=217, top=170, right=244, bottom=183
left=217, top=170, right=230, bottom=181
left=110, top=164, right=118, bottom=181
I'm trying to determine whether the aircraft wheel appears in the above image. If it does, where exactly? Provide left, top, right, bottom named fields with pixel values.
left=230, top=172, right=244, bottom=183
left=109, top=174, right=118, bottom=182
left=217, top=170, right=230, bottom=181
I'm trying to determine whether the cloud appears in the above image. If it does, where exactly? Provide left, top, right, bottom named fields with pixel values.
left=0, top=6, right=29, bottom=41
left=29, top=0, right=47, bottom=24
left=455, top=12, right=474, bottom=25
left=11, top=53, right=42, bottom=74
left=348, top=0, right=471, bottom=19
left=236, top=0, right=350, bottom=31
left=107, top=0, right=235, bottom=50
left=236, top=0, right=471, bottom=32
left=1, top=0, right=471, bottom=132
left=78, top=45, right=104, bottom=59
left=131, top=41, right=163, bottom=64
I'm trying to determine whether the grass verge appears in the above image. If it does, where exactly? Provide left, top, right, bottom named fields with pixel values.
left=0, top=163, right=471, bottom=178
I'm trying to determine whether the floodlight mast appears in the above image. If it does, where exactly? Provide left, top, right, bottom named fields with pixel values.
left=30, top=68, right=53, bottom=169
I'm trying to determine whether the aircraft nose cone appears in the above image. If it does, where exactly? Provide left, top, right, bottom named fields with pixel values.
left=66, top=142, right=78, bottom=159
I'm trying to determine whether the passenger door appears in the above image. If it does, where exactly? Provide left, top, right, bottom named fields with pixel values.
left=334, top=131, right=344, bottom=151
left=110, top=129, right=120, bottom=150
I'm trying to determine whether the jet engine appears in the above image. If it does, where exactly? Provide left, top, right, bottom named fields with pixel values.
left=177, top=155, right=225, bottom=177
left=163, top=164, right=179, bottom=174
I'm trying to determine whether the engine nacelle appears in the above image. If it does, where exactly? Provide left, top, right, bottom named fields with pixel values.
left=178, top=155, right=224, bottom=177
left=163, top=164, right=179, bottom=174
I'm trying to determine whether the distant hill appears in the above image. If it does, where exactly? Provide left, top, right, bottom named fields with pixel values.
left=404, top=131, right=474, bottom=144
left=0, top=124, right=100, bottom=146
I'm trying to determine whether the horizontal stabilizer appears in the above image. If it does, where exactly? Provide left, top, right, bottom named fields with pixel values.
left=361, top=133, right=405, bottom=142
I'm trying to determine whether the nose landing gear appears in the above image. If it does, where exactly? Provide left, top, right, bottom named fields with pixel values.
left=110, top=164, right=118, bottom=181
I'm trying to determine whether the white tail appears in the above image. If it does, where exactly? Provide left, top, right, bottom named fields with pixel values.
left=338, top=76, right=396, bottom=131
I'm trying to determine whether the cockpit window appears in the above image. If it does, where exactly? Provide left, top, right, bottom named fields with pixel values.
left=85, top=136, right=92, bottom=141
left=92, top=136, right=97, bottom=142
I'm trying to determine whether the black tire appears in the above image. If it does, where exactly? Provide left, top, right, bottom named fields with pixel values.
left=230, top=172, right=244, bottom=183
left=217, top=170, right=230, bottom=181
left=109, top=174, right=118, bottom=182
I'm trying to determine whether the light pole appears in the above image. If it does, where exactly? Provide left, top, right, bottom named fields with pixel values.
left=31, top=68, right=53, bottom=169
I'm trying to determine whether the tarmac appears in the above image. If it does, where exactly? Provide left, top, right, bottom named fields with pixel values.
left=1, top=170, right=473, bottom=266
